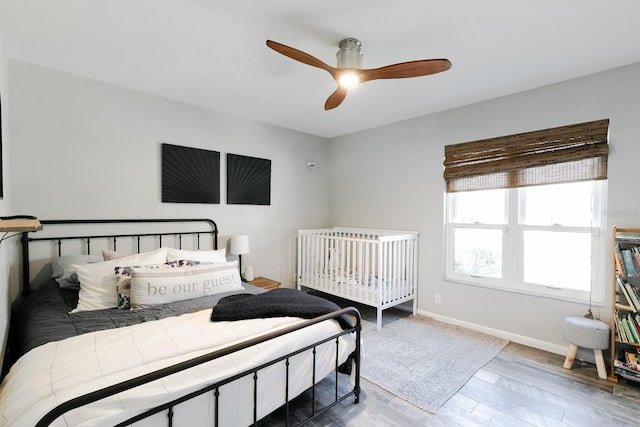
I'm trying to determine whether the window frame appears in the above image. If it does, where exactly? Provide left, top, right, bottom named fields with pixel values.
left=444, top=180, right=607, bottom=305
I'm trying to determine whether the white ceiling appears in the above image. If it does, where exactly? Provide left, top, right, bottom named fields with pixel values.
left=3, top=0, right=640, bottom=138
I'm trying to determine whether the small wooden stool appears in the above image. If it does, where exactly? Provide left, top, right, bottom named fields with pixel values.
left=563, top=316, right=610, bottom=379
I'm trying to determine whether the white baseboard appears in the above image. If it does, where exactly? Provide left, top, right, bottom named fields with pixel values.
left=416, top=308, right=568, bottom=357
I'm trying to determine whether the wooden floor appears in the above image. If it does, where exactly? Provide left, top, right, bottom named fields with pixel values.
left=263, top=310, right=640, bottom=426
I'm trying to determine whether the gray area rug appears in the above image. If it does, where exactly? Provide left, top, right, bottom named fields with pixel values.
left=360, top=313, right=509, bottom=413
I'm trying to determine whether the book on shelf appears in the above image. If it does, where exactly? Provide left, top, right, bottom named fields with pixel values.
left=623, top=317, right=637, bottom=343
left=622, top=249, right=639, bottom=277
left=615, top=243, right=627, bottom=277
left=614, top=359, right=640, bottom=380
left=614, top=313, right=627, bottom=342
left=625, top=281, right=640, bottom=311
left=626, top=315, right=640, bottom=343
left=624, top=322, right=632, bottom=343
left=633, top=247, right=640, bottom=273
left=626, top=351, right=639, bottom=370
left=617, top=276, right=638, bottom=312
left=617, top=234, right=640, bottom=243
left=614, top=310, right=640, bottom=343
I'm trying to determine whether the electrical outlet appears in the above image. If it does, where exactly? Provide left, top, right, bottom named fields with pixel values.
left=435, top=293, right=442, bottom=304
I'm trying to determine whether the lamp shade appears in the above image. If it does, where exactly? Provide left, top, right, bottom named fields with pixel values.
left=230, top=235, right=250, bottom=255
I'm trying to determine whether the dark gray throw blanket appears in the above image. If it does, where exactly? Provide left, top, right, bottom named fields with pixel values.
left=210, top=288, right=353, bottom=330
left=7, top=280, right=264, bottom=366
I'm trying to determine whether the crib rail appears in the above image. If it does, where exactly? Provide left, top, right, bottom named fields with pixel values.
left=297, top=228, right=418, bottom=330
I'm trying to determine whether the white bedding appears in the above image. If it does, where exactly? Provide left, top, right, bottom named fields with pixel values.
left=0, top=310, right=355, bottom=426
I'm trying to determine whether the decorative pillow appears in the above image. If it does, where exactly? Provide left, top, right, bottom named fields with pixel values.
left=102, top=249, right=127, bottom=261
left=51, top=255, right=104, bottom=289
left=115, top=260, right=202, bottom=309
left=129, top=260, right=241, bottom=309
left=70, top=248, right=168, bottom=313
left=166, top=247, right=226, bottom=263
left=115, top=265, right=133, bottom=309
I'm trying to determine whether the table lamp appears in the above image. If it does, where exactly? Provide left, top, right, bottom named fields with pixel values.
left=230, top=234, right=250, bottom=280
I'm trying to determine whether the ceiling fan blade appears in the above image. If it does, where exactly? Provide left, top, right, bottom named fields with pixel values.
left=324, top=87, right=348, bottom=110
left=360, top=59, right=451, bottom=83
left=266, top=40, right=337, bottom=77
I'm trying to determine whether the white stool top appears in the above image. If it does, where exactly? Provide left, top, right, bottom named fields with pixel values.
left=564, top=316, right=609, bottom=330
left=563, top=316, right=610, bottom=350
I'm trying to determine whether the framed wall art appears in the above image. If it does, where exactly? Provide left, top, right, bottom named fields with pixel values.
left=161, top=143, right=220, bottom=204
left=226, top=153, right=271, bottom=205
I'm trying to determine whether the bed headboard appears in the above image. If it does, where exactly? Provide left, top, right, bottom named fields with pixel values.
left=19, top=218, right=219, bottom=298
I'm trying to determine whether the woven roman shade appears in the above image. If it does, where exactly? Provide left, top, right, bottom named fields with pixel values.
left=443, top=119, right=609, bottom=192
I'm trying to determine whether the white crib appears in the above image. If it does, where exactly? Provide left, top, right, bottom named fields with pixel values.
left=297, top=227, right=419, bottom=330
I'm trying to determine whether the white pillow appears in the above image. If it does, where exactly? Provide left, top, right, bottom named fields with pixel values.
left=71, top=248, right=168, bottom=313
left=166, top=247, right=226, bottom=263
left=51, top=254, right=104, bottom=289
left=129, top=260, right=241, bottom=309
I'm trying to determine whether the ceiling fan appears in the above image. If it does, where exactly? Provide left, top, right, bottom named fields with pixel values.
left=266, top=38, right=451, bottom=110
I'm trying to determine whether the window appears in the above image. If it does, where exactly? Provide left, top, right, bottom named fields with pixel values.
left=443, top=119, right=609, bottom=303
left=445, top=181, right=606, bottom=301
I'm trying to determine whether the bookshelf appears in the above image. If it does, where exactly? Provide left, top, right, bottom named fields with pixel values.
left=610, top=226, right=640, bottom=382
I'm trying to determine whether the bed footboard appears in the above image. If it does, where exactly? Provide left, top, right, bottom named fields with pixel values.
left=35, top=307, right=361, bottom=427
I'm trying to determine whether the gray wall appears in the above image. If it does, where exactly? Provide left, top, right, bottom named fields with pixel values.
left=328, top=62, right=640, bottom=354
left=7, top=60, right=331, bottom=300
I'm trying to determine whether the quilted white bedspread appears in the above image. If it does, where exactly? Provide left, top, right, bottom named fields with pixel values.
left=0, top=310, right=355, bottom=426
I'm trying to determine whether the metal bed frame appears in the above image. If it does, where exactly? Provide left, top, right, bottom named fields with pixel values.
left=20, top=218, right=220, bottom=298
left=13, top=218, right=361, bottom=427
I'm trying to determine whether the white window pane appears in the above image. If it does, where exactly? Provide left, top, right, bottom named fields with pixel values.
left=522, top=182, right=593, bottom=226
left=450, top=189, right=506, bottom=224
left=523, top=231, right=591, bottom=291
left=453, top=228, right=502, bottom=278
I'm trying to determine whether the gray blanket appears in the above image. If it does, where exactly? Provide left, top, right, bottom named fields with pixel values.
left=8, top=280, right=264, bottom=364
left=210, top=288, right=353, bottom=329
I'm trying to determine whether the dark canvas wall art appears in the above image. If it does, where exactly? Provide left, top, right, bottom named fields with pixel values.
left=227, top=153, right=271, bottom=205
left=162, top=143, right=220, bottom=204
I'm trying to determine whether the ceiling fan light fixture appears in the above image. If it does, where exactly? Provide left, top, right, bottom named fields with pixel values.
left=338, top=70, right=360, bottom=88
left=336, top=38, right=363, bottom=69
left=336, top=38, right=363, bottom=88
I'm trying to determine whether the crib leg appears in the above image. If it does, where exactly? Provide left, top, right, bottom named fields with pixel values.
left=377, top=307, right=382, bottom=331
left=412, top=297, right=417, bottom=316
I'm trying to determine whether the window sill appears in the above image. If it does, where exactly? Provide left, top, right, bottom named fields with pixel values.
left=442, top=275, right=605, bottom=308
